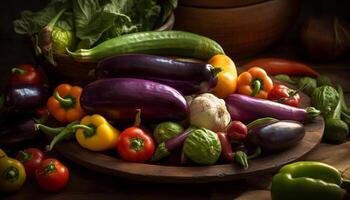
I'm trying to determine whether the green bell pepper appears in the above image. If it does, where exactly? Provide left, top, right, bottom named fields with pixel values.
left=271, top=161, right=350, bottom=200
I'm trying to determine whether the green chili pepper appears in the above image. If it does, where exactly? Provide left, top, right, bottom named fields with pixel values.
left=44, top=121, right=80, bottom=151
left=274, top=74, right=296, bottom=85
left=271, top=161, right=350, bottom=200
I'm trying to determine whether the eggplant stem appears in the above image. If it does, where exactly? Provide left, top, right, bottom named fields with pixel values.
left=210, top=66, right=222, bottom=77
left=134, top=109, right=142, bottom=127
left=248, top=147, right=262, bottom=160
left=11, top=68, right=26, bottom=75
left=251, top=79, right=262, bottom=97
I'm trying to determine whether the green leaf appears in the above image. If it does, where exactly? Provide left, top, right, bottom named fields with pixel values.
left=156, top=0, right=177, bottom=28
left=13, top=0, right=72, bottom=35
left=73, top=0, right=133, bottom=47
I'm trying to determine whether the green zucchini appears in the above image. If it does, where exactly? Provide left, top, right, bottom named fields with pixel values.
left=67, top=31, right=225, bottom=62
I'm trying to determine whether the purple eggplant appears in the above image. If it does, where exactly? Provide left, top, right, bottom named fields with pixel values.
left=95, top=54, right=220, bottom=95
left=80, top=78, right=189, bottom=122
left=152, top=128, right=193, bottom=161
left=3, top=84, right=49, bottom=112
left=246, top=120, right=305, bottom=152
left=225, top=94, right=320, bottom=122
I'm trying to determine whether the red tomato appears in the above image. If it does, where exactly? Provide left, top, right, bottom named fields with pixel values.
left=117, top=127, right=155, bottom=163
left=35, top=158, right=69, bottom=192
left=268, top=84, right=301, bottom=107
left=16, top=148, right=45, bottom=179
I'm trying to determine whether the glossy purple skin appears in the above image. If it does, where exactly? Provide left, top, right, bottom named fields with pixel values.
left=246, top=120, right=305, bottom=152
left=225, top=101, right=262, bottom=123
left=225, top=94, right=309, bottom=122
left=80, top=78, right=189, bottom=122
left=95, top=54, right=216, bottom=95
left=4, top=84, right=49, bottom=111
left=165, top=129, right=193, bottom=150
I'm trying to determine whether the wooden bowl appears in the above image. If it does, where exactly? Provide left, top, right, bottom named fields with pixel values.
left=39, top=12, right=175, bottom=86
left=53, top=90, right=324, bottom=183
left=174, top=0, right=300, bottom=59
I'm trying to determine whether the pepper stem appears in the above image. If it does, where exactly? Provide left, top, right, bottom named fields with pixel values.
left=72, top=124, right=96, bottom=138
left=54, top=92, right=74, bottom=108
left=130, top=138, right=144, bottom=152
left=251, top=79, right=262, bottom=97
left=209, top=66, right=222, bottom=77
left=4, top=166, right=19, bottom=181
left=11, top=68, right=27, bottom=75
left=134, top=109, right=142, bottom=127
left=278, top=83, right=308, bottom=103
left=18, top=150, right=32, bottom=162
left=234, top=151, right=249, bottom=169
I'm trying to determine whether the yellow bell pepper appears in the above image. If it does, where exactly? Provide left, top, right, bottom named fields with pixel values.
left=74, top=114, right=119, bottom=151
left=208, top=55, right=238, bottom=99
left=0, top=149, right=26, bottom=193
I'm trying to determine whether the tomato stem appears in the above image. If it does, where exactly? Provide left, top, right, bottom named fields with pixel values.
left=44, top=162, right=57, bottom=174
left=130, top=138, right=144, bottom=152
left=11, top=68, right=27, bottom=75
left=251, top=79, right=262, bottom=97
left=54, top=92, right=74, bottom=108
left=72, top=124, right=96, bottom=138
left=18, top=150, right=32, bottom=162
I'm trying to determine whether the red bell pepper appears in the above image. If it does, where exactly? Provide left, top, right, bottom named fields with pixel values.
left=10, top=64, right=41, bottom=85
left=225, top=121, right=248, bottom=142
left=117, top=110, right=155, bottom=162
left=268, top=84, right=301, bottom=107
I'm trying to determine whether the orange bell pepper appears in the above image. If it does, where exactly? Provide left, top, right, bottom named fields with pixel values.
left=47, top=84, right=85, bottom=123
left=237, top=67, right=273, bottom=99
left=208, top=55, right=238, bottom=98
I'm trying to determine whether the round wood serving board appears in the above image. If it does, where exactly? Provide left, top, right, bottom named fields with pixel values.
left=54, top=91, right=324, bottom=183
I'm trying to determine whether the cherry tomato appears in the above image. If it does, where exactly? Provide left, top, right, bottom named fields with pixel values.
left=117, top=127, right=155, bottom=163
left=268, top=84, right=301, bottom=107
left=16, top=148, right=45, bottom=179
left=35, top=158, right=69, bottom=192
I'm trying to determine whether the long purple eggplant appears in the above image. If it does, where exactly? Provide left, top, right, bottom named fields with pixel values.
left=246, top=120, right=305, bottom=152
left=225, top=94, right=320, bottom=122
left=3, top=84, right=49, bottom=112
left=80, top=78, right=189, bottom=122
left=95, top=54, right=219, bottom=95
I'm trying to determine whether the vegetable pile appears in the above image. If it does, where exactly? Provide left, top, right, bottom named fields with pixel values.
left=4, top=6, right=349, bottom=193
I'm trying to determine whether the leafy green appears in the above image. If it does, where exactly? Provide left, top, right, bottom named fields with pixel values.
left=312, top=86, right=339, bottom=118
left=156, top=0, right=177, bottom=28
left=274, top=74, right=296, bottom=85
left=13, top=0, right=178, bottom=50
left=298, top=77, right=317, bottom=95
left=13, top=0, right=73, bottom=34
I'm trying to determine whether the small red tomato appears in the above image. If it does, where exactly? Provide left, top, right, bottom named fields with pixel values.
left=10, top=64, right=41, bottom=85
left=117, top=127, right=155, bottom=163
left=35, top=158, right=69, bottom=192
left=16, top=148, right=45, bottom=179
left=226, top=121, right=248, bottom=142
left=268, top=84, right=301, bottom=107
